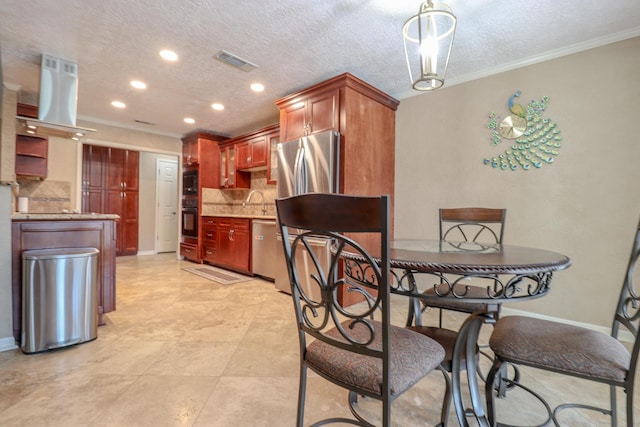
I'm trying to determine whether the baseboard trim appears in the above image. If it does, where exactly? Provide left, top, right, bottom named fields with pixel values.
left=0, top=336, right=18, bottom=352
left=136, top=250, right=157, bottom=256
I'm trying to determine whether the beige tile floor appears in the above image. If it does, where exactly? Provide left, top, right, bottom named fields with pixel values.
left=0, top=253, right=637, bottom=426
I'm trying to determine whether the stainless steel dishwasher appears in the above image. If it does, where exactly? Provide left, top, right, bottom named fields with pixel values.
left=252, top=219, right=277, bottom=280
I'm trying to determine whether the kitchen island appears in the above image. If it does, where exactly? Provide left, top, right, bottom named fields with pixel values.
left=11, top=213, right=119, bottom=342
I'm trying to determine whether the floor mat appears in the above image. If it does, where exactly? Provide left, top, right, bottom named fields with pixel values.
left=182, top=265, right=252, bottom=285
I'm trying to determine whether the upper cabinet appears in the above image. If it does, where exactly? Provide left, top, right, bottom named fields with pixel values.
left=15, top=134, right=48, bottom=179
left=106, top=147, right=139, bottom=192
left=182, top=139, right=197, bottom=166
left=230, top=124, right=279, bottom=172
left=181, top=131, right=228, bottom=189
left=277, top=89, right=338, bottom=142
left=219, top=143, right=250, bottom=189
left=235, top=135, right=266, bottom=170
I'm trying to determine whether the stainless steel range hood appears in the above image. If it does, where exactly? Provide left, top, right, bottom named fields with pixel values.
left=16, top=116, right=96, bottom=140
left=16, top=54, right=96, bottom=140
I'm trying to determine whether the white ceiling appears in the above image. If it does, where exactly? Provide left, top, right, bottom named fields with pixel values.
left=1, top=0, right=639, bottom=138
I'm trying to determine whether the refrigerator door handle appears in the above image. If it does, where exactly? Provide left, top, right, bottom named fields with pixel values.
left=294, top=146, right=307, bottom=195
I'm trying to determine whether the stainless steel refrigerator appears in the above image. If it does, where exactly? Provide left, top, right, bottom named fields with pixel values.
left=274, top=130, right=340, bottom=297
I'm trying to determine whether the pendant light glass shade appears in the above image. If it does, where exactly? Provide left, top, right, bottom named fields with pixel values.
left=402, top=1, right=456, bottom=91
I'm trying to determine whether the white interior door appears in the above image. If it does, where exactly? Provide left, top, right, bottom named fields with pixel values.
left=156, top=158, right=178, bottom=253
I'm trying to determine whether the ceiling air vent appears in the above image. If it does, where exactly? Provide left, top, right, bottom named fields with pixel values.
left=214, top=50, right=258, bottom=72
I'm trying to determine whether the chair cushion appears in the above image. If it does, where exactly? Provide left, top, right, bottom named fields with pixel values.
left=407, top=325, right=475, bottom=372
left=490, top=316, right=631, bottom=383
left=305, top=320, right=445, bottom=397
left=422, top=285, right=491, bottom=313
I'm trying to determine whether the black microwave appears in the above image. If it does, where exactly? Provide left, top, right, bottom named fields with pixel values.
left=183, top=170, right=198, bottom=196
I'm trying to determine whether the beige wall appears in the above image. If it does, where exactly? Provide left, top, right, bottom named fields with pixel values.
left=82, top=121, right=181, bottom=154
left=1, top=88, right=16, bottom=183
left=0, top=78, right=17, bottom=349
left=396, top=37, right=640, bottom=328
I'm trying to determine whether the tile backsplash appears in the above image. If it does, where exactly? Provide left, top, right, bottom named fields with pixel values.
left=15, top=172, right=276, bottom=216
left=201, top=171, right=277, bottom=216
left=16, top=179, right=71, bottom=213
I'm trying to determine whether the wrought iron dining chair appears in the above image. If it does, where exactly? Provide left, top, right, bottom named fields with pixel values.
left=409, top=207, right=507, bottom=328
left=486, top=217, right=640, bottom=427
left=405, top=207, right=507, bottom=426
left=276, top=193, right=445, bottom=427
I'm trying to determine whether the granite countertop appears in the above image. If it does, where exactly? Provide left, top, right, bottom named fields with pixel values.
left=12, top=213, right=120, bottom=221
left=203, top=213, right=276, bottom=220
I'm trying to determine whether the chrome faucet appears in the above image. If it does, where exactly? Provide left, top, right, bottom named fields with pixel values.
left=243, top=190, right=267, bottom=215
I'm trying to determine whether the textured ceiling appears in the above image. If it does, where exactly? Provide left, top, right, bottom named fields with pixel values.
left=1, top=0, right=639, bottom=138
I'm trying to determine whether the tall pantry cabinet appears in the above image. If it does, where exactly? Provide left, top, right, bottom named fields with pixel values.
left=275, top=72, right=399, bottom=306
left=82, top=144, right=139, bottom=256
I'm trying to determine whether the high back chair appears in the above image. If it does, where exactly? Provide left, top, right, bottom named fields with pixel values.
left=405, top=207, right=506, bottom=426
left=417, top=207, right=507, bottom=327
left=276, top=193, right=445, bottom=427
left=485, top=217, right=640, bottom=427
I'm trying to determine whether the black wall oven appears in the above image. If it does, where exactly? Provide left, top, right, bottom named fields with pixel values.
left=181, top=198, right=198, bottom=237
left=183, top=170, right=198, bottom=196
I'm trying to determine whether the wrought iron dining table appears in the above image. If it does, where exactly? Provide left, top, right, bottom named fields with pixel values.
left=341, top=239, right=572, bottom=427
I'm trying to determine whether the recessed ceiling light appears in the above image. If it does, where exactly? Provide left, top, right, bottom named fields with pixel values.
left=112, top=101, right=126, bottom=109
left=250, top=83, right=264, bottom=92
left=184, top=118, right=195, bottom=124
left=211, top=103, right=224, bottom=111
left=130, top=80, right=147, bottom=89
left=159, top=49, right=178, bottom=61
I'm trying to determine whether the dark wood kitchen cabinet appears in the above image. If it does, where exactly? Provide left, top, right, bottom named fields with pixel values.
left=201, top=216, right=218, bottom=263
left=81, top=145, right=106, bottom=213
left=15, top=134, right=48, bottom=179
left=236, top=135, right=267, bottom=170
left=180, top=131, right=228, bottom=262
left=276, top=72, right=399, bottom=306
left=211, top=217, right=250, bottom=274
left=232, top=124, right=279, bottom=174
left=182, top=138, right=199, bottom=166
left=105, top=149, right=139, bottom=256
left=181, top=131, right=225, bottom=182
left=219, top=143, right=250, bottom=189
left=278, top=88, right=339, bottom=142
left=81, top=144, right=139, bottom=256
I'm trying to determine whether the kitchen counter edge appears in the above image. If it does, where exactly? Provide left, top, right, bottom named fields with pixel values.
left=12, top=213, right=120, bottom=221
left=202, top=214, right=276, bottom=220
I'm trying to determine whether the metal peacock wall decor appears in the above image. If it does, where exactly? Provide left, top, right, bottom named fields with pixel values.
left=484, top=91, right=562, bottom=171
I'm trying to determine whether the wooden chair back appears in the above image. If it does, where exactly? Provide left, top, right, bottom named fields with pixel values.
left=439, top=207, right=506, bottom=244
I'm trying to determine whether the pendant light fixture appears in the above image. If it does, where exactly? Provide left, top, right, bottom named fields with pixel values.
left=402, top=1, right=457, bottom=91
